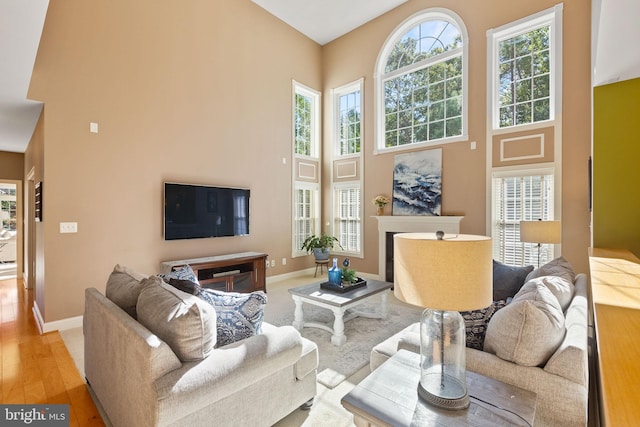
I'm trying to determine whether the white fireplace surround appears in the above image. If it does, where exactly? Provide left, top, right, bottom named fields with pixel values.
left=373, top=215, right=464, bottom=279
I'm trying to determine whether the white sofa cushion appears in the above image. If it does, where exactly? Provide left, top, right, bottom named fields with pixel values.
left=526, top=256, right=575, bottom=283
left=527, top=275, right=574, bottom=311
left=484, top=280, right=565, bottom=367
left=137, top=276, right=216, bottom=362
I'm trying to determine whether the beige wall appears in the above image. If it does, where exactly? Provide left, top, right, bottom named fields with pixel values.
left=28, top=0, right=322, bottom=322
left=0, top=151, right=24, bottom=180
left=24, top=112, right=45, bottom=314
left=27, top=0, right=591, bottom=323
left=322, top=0, right=591, bottom=277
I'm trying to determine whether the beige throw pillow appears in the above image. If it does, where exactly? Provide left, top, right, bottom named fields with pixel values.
left=136, top=276, right=216, bottom=362
left=105, top=264, right=150, bottom=318
left=484, top=281, right=565, bottom=367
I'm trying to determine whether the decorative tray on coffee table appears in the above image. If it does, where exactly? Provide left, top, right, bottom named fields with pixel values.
left=320, top=277, right=367, bottom=293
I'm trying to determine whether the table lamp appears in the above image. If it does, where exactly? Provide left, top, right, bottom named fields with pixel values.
left=394, top=232, right=492, bottom=410
left=519, top=220, right=561, bottom=267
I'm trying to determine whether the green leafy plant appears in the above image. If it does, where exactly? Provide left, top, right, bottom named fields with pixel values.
left=341, top=267, right=357, bottom=284
left=301, top=233, right=342, bottom=254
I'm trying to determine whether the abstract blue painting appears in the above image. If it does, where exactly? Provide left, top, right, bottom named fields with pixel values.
left=392, top=148, right=442, bottom=216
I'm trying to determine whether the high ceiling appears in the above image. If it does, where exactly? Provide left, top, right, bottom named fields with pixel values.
left=0, top=0, right=638, bottom=154
left=251, top=0, right=408, bottom=45
left=0, top=0, right=48, bottom=153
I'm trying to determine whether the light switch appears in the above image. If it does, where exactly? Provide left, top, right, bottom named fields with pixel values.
left=90, top=122, right=99, bottom=133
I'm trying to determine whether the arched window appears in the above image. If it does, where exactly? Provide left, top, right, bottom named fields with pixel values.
left=375, top=9, right=468, bottom=153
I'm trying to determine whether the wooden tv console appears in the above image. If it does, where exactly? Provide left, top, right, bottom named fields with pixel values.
left=160, top=251, right=268, bottom=293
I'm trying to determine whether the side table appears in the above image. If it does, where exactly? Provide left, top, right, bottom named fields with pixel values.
left=341, top=350, right=536, bottom=427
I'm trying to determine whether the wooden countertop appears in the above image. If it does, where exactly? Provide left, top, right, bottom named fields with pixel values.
left=589, top=248, right=640, bottom=426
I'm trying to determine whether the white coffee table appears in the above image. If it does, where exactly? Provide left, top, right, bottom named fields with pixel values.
left=288, top=279, right=392, bottom=346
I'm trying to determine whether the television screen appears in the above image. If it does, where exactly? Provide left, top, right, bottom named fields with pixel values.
left=164, top=182, right=250, bottom=240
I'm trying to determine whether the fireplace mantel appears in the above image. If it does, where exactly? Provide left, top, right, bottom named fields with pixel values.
left=373, top=215, right=464, bottom=279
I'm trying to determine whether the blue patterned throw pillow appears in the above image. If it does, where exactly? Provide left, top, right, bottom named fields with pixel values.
left=461, top=300, right=507, bottom=350
left=158, top=264, right=199, bottom=285
left=198, top=289, right=267, bottom=347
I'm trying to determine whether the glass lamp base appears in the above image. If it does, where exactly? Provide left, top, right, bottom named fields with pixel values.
left=419, top=308, right=469, bottom=410
left=417, top=373, right=470, bottom=410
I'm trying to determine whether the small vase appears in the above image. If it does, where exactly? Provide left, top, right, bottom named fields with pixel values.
left=328, top=258, right=342, bottom=285
left=376, top=205, right=385, bottom=216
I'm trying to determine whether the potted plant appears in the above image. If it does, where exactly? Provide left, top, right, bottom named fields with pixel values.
left=372, top=194, right=390, bottom=216
left=301, top=233, right=342, bottom=261
left=341, top=266, right=357, bottom=284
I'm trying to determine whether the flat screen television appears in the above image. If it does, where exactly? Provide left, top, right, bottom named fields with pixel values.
left=164, top=182, right=250, bottom=240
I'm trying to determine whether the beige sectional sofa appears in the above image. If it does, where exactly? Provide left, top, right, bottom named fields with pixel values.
left=371, top=259, right=588, bottom=427
left=84, top=266, right=318, bottom=427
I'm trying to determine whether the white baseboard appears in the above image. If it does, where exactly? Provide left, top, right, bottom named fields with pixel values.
left=266, top=267, right=316, bottom=284
left=266, top=268, right=382, bottom=284
left=32, top=300, right=83, bottom=334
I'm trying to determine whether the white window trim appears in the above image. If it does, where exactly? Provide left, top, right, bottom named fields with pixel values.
left=293, top=80, right=321, bottom=159
left=332, top=78, right=364, bottom=159
left=292, top=80, right=321, bottom=258
left=373, top=8, right=469, bottom=155
left=292, top=181, right=320, bottom=258
left=487, top=4, right=563, bottom=131
left=330, top=79, right=365, bottom=258
left=486, top=5, right=563, bottom=243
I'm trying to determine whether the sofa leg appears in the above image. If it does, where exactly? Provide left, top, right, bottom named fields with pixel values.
left=300, top=398, right=314, bottom=410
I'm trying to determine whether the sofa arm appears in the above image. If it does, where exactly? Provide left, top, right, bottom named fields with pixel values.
left=84, top=288, right=183, bottom=427
left=153, top=324, right=306, bottom=422
left=466, top=348, right=587, bottom=426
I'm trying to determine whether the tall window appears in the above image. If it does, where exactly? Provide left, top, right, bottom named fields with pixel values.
left=335, top=80, right=362, bottom=156
left=293, top=185, right=317, bottom=255
left=334, top=184, right=361, bottom=254
left=492, top=169, right=555, bottom=266
left=294, top=82, right=320, bottom=157
left=332, top=80, right=363, bottom=256
left=489, top=6, right=561, bottom=129
left=375, top=9, right=468, bottom=153
left=292, top=82, right=321, bottom=256
left=0, top=184, right=17, bottom=231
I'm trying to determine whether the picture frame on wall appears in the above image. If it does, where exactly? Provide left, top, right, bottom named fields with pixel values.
left=392, top=148, right=442, bottom=216
left=35, top=181, right=42, bottom=222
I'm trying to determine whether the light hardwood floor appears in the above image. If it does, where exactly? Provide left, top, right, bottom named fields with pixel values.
left=0, top=276, right=104, bottom=426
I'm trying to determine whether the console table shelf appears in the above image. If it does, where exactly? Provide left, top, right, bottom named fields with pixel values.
left=160, top=252, right=267, bottom=293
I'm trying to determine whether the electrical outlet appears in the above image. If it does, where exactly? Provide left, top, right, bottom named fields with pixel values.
left=60, top=222, right=78, bottom=233
left=271, top=260, right=276, bottom=267
left=282, top=258, right=287, bottom=265
left=265, top=260, right=269, bottom=268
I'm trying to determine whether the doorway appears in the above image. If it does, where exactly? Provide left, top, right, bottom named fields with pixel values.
left=0, top=181, right=19, bottom=280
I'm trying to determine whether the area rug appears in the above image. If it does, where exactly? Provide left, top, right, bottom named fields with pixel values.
left=264, top=280, right=421, bottom=388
